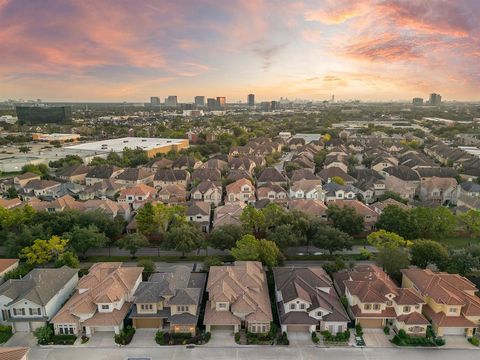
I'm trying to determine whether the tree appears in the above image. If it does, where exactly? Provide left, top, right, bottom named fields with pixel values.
left=230, top=234, right=283, bottom=267
left=117, top=233, right=150, bottom=258
left=326, top=205, right=364, bottom=236
left=54, top=251, right=80, bottom=268
left=6, top=186, right=18, bottom=199
left=207, top=224, right=244, bottom=250
left=138, top=259, right=155, bottom=280
left=367, top=230, right=408, bottom=250
left=65, top=225, right=108, bottom=258
left=458, top=209, right=480, bottom=237
left=163, top=225, right=204, bottom=257
left=410, top=239, right=450, bottom=269
left=375, top=205, right=418, bottom=240
left=411, top=207, right=456, bottom=239
left=20, top=235, right=69, bottom=266
left=203, top=256, right=223, bottom=271
left=18, top=145, right=31, bottom=153
left=230, top=234, right=260, bottom=261
left=135, top=203, right=157, bottom=236
left=330, top=176, right=345, bottom=185
left=376, top=247, right=410, bottom=281
left=33, top=324, right=53, bottom=345
left=240, top=205, right=266, bottom=237
left=445, top=249, right=479, bottom=276
left=267, top=224, right=302, bottom=249
left=309, top=221, right=352, bottom=254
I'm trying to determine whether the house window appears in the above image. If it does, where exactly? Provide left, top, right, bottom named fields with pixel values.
left=218, top=303, right=227, bottom=309
left=29, top=308, right=41, bottom=316
left=386, top=300, right=392, bottom=306
left=316, top=311, right=322, bottom=317
left=300, top=303, right=306, bottom=310
left=101, top=305, right=109, bottom=310
left=403, top=306, right=411, bottom=312
left=373, top=304, right=380, bottom=310
left=364, top=304, right=371, bottom=310
left=449, top=307, right=458, bottom=313
left=290, top=304, right=295, bottom=310
left=13, top=308, right=25, bottom=316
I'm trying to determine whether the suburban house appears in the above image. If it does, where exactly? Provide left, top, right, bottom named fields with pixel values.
left=288, top=199, right=328, bottom=219
left=317, top=167, right=356, bottom=185
left=452, top=181, right=480, bottom=210
left=157, top=184, right=187, bottom=204
left=256, top=182, right=288, bottom=203
left=330, top=200, right=378, bottom=231
left=191, top=168, right=222, bottom=183
left=204, top=261, right=272, bottom=334
left=0, top=198, right=23, bottom=209
left=13, top=172, right=40, bottom=188
left=153, top=169, right=190, bottom=189
left=289, top=169, right=319, bottom=182
left=289, top=180, right=324, bottom=200
left=226, top=178, right=256, bottom=203
left=117, top=184, right=157, bottom=210
left=212, top=202, right=246, bottom=228
left=333, top=265, right=429, bottom=335
left=191, top=180, right=222, bottom=206
left=0, top=347, right=29, bottom=360
left=385, top=175, right=417, bottom=201
left=85, top=165, right=124, bottom=186
left=130, top=266, right=206, bottom=335
left=115, top=168, right=155, bottom=186
left=172, top=156, right=202, bottom=170
left=0, top=259, right=19, bottom=283
left=256, top=167, right=287, bottom=186
left=0, top=267, right=79, bottom=332
left=19, top=180, right=62, bottom=200
left=51, top=263, right=142, bottom=336
left=273, top=267, right=349, bottom=334
left=402, top=268, right=480, bottom=337
left=419, top=177, right=457, bottom=204
left=323, top=183, right=357, bottom=202
left=187, top=201, right=211, bottom=232
left=55, top=164, right=92, bottom=184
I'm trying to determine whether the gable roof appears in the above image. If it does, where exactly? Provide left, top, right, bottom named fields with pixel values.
left=116, top=168, right=153, bottom=181
left=384, top=166, right=420, bottom=181
left=86, top=165, right=121, bottom=179
left=257, top=167, right=286, bottom=183
left=154, top=169, right=189, bottom=182
left=0, top=347, right=29, bottom=360
left=317, top=167, right=356, bottom=183
left=0, top=266, right=78, bottom=306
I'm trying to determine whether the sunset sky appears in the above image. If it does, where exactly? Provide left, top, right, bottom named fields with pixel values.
left=1, top=0, right=479, bottom=102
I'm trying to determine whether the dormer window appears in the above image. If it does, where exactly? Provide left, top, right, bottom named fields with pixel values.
left=300, top=303, right=306, bottom=310
left=101, top=305, right=109, bottom=310
left=316, top=311, right=322, bottom=317
left=290, top=304, right=295, bottom=310
left=403, top=306, right=411, bottom=312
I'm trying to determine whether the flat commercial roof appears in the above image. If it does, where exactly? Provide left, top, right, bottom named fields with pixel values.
left=65, top=137, right=186, bottom=153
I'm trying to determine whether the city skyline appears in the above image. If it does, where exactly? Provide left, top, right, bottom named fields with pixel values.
left=1, top=0, right=479, bottom=102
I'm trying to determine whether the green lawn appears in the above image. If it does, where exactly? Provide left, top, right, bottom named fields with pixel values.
left=436, top=236, right=480, bottom=249
left=0, top=330, right=13, bottom=344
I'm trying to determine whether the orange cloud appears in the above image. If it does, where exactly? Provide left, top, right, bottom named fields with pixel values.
left=304, top=0, right=371, bottom=24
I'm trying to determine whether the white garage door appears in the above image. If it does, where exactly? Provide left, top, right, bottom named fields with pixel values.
left=443, top=327, right=465, bottom=336
left=93, top=326, right=115, bottom=332
left=14, top=322, right=31, bottom=332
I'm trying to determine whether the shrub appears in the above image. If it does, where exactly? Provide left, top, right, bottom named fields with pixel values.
left=397, top=329, right=407, bottom=339
left=0, top=325, right=12, bottom=333
left=321, top=329, right=350, bottom=342
left=392, top=331, right=444, bottom=347
left=311, top=332, right=319, bottom=344
left=171, top=332, right=192, bottom=340
left=155, top=331, right=165, bottom=345
left=278, top=332, right=289, bottom=345
left=355, top=324, right=363, bottom=336
left=114, top=326, right=135, bottom=345
left=235, top=332, right=241, bottom=343
left=33, top=324, right=53, bottom=345
left=81, top=335, right=89, bottom=344
left=383, top=326, right=390, bottom=335
left=204, top=332, right=211, bottom=343
left=469, top=337, right=480, bottom=346
left=52, top=334, right=77, bottom=345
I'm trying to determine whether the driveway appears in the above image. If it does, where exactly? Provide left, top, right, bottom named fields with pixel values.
left=208, top=329, right=235, bottom=347
left=362, top=329, right=392, bottom=348
left=288, top=331, right=312, bottom=346
left=2, top=332, right=37, bottom=347
left=442, top=336, right=478, bottom=349
left=129, top=329, right=157, bottom=347
left=83, top=332, right=116, bottom=347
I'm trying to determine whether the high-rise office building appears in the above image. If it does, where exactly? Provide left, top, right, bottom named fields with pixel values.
left=150, top=96, right=160, bottom=106
left=194, top=96, right=205, bottom=107
left=207, top=98, right=217, bottom=110
left=216, top=97, right=226, bottom=109
left=165, top=95, right=178, bottom=107
left=247, top=94, right=255, bottom=107
left=16, top=106, right=72, bottom=125
left=429, top=93, right=442, bottom=106
left=412, top=97, right=424, bottom=106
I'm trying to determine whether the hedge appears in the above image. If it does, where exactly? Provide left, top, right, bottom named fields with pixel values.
left=114, top=326, right=135, bottom=345
left=52, top=334, right=77, bottom=345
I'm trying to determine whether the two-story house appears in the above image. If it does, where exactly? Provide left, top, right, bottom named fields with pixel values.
left=419, top=177, right=457, bottom=205
left=115, top=168, right=155, bottom=187
left=190, top=180, right=222, bottom=206
left=0, top=267, right=78, bottom=332
left=256, top=182, right=288, bottom=203
left=333, top=265, right=429, bottom=335
left=274, top=267, right=349, bottom=335
left=225, top=178, right=255, bottom=203
left=204, top=261, right=272, bottom=335
left=19, top=180, right=62, bottom=200
left=130, top=266, right=206, bottom=335
left=117, top=184, right=157, bottom=210
left=402, top=269, right=480, bottom=337
left=187, top=201, right=211, bottom=232
left=153, top=169, right=190, bottom=189
left=323, top=183, right=357, bottom=202
left=289, top=180, right=325, bottom=201
left=51, top=263, right=142, bottom=336
left=85, top=165, right=124, bottom=186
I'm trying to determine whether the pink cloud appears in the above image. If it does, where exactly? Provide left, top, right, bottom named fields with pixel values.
left=304, top=0, right=372, bottom=24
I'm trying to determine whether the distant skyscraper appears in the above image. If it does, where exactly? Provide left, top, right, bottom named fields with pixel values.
left=412, top=97, right=423, bottom=106
left=216, top=97, right=226, bottom=109
left=194, top=96, right=205, bottom=107
left=207, top=98, right=216, bottom=110
left=150, top=96, right=160, bottom=106
left=270, top=101, right=278, bottom=110
left=165, top=95, right=178, bottom=107
left=247, top=94, right=255, bottom=107
left=429, top=93, right=442, bottom=106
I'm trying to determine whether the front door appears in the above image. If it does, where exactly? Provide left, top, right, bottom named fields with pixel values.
left=241, top=320, right=245, bottom=329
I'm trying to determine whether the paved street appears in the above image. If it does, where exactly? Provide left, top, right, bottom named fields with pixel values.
left=24, top=345, right=480, bottom=360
